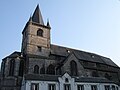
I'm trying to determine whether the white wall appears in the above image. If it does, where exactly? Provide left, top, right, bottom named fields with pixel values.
left=21, top=81, right=120, bottom=90
left=21, top=73, right=120, bottom=90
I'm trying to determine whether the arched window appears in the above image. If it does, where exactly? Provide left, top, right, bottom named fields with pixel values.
left=70, top=60, right=78, bottom=76
left=34, top=65, right=39, bottom=74
left=9, top=59, right=15, bottom=76
left=37, top=29, right=43, bottom=37
left=19, top=60, right=24, bottom=76
left=40, top=66, right=45, bottom=74
left=46, top=64, right=55, bottom=75
left=92, top=71, right=99, bottom=77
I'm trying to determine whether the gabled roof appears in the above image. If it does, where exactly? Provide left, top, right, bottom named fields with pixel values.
left=2, top=51, right=21, bottom=60
left=51, top=44, right=119, bottom=67
left=8, top=51, right=21, bottom=58
left=32, top=5, right=44, bottom=25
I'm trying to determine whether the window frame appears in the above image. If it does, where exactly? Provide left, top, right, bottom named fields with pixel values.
left=38, top=46, right=42, bottom=52
left=112, top=85, right=115, bottom=90
left=64, top=84, right=71, bottom=90
left=116, top=86, right=118, bottom=90
left=104, top=85, right=110, bottom=90
left=34, top=65, right=39, bottom=74
left=31, top=83, right=39, bottom=90
left=77, top=85, right=84, bottom=90
left=91, top=85, right=97, bottom=90
left=48, top=84, right=56, bottom=90
left=37, top=29, right=43, bottom=37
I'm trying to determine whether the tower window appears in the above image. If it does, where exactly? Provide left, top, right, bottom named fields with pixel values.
left=38, top=46, right=42, bottom=52
left=104, top=85, right=110, bottom=90
left=37, top=29, right=43, bottom=37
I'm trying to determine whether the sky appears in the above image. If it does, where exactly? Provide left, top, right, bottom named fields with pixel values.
left=0, top=0, right=120, bottom=67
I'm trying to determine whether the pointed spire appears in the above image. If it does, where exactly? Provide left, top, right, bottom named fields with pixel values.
left=32, top=4, right=44, bottom=25
left=47, top=19, right=50, bottom=27
left=28, top=15, right=32, bottom=22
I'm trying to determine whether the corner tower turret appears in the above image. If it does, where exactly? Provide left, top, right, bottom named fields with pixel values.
left=21, top=5, right=51, bottom=56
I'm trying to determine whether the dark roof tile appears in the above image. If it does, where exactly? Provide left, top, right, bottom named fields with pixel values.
left=24, top=74, right=116, bottom=84
left=51, top=44, right=119, bottom=67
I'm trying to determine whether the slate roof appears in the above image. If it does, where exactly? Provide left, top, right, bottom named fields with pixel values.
left=24, top=74, right=60, bottom=81
left=24, top=74, right=115, bottom=84
left=8, top=51, right=21, bottom=58
left=2, top=51, right=21, bottom=60
left=51, top=44, right=119, bottom=67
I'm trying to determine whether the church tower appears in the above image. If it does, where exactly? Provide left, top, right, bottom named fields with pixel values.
left=21, top=5, right=51, bottom=56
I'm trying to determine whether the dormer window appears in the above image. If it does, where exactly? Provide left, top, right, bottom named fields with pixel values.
left=37, top=29, right=43, bottom=37
left=65, top=78, right=69, bottom=82
left=64, top=84, right=70, bottom=90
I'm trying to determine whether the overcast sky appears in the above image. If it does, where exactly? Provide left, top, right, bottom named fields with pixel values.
left=0, top=0, right=120, bottom=67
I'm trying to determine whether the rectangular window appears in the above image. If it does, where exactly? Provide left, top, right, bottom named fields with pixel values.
left=104, top=85, right=110, bottom=90
left=116, top=86, right=118, bottom=90
left=77, top=85, right=84, bottom=90
left=48, top=84, right=56, bottom=90
left=38, top=46, right=42, bottom=52
left=64, top=84, right=71, bottom=90
left=91, top=85, right=97, bottom=90
left=112, top=85, right=115, bottom=90
left=31, top=83, right=39, bottom=90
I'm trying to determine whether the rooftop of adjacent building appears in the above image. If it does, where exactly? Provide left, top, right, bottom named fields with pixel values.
left=24, top=73, right=115, bottom=84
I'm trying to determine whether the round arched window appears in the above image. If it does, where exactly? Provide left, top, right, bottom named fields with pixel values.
left=37, top=29, right=43, bottom=37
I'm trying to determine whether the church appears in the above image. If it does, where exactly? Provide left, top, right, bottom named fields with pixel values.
left=0, top=5, right=120, bottom=90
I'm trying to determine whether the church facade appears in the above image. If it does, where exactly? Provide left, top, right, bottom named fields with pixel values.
left=0, top=5, right=120, bottom=90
